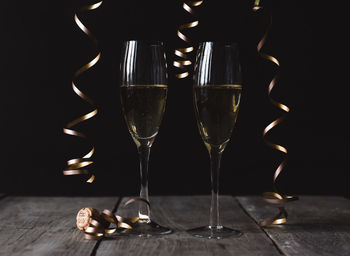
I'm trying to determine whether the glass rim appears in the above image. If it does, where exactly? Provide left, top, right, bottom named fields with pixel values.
left=198, top=41, right=239, bottom=48
left=122, top=39, right=164, bottom=47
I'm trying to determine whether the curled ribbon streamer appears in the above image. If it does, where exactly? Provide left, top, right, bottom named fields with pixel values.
left=173, top=0, right=203, bottom=79
left=63, top=1, right=103, bottom=183
left=253, top=0, right=298, bottom=227
left=77, top=198, right=151, bottom=239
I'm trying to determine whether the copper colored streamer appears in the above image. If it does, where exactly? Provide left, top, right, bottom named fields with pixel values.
left=253, top=1, right=298, bottom=227
left=63, top=1, right=103, bottom=182
left=173, top=0, right=203, bottom=79
left=77, top=198, right=150, bottom=239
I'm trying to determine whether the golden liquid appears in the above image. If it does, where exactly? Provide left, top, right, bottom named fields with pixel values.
left=194, top=84, right=242, bottom=151
left=120, top=85, right=167, bottom=146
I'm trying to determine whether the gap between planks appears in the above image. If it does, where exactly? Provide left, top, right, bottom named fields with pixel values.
left=234, top=196, right=285, bottom=255
left=90, top=197, right=123, bottom=256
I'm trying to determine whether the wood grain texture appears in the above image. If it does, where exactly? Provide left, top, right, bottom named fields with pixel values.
left=96, top=196, right=280, bottom=256
left=0, top=196, right=118, bottom=256
left=237, top=196, right=350, bottom=256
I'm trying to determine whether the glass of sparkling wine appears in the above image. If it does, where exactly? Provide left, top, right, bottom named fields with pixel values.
left=120, top=40, right=172, bottom=236
left=188, top=41, right=243, bottom=239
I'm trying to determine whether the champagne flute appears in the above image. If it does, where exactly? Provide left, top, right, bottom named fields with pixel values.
left=120, top=40, right=172, bottom=236
left=188, top=41, right=243, bottom=239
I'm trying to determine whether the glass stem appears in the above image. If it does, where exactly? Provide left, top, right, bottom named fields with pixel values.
left=209, top=147, right=222, bottom=229
left=138, top=144, right=151, bottom=222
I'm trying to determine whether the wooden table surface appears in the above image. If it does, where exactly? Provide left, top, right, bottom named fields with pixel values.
left=0, top=194, right=349, bottom=256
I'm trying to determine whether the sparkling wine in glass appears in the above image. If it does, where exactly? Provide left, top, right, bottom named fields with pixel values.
left=188, top=41, right=243, bottom=239
left=120, top=40, right=172, bottom=236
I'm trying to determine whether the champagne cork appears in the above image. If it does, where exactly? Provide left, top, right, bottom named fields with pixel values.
left=76, top=207, right=100, bottom=230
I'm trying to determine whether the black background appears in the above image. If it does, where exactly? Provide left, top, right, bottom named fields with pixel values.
left=1, top=0, right=348, bottom=197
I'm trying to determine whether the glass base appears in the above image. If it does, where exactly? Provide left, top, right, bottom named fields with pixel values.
left=187, top=226, right=242, bottom=239
left=121, top=219, right=173, bottom=237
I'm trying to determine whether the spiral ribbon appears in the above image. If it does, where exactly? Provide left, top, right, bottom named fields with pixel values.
left=253, top=0, right=298, bottom=227
left=76, top=198, right=150, bottom=239
left=173, top=0, right=203, bottom=79
left=63, top=1, right=103, bottom=183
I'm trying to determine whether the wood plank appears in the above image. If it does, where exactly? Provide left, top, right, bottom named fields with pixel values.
left=0, top=196, right=118, bottom=256
left=237, top=196, right=350, bottom=256
left=96, top=196, right=280, bottom=256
